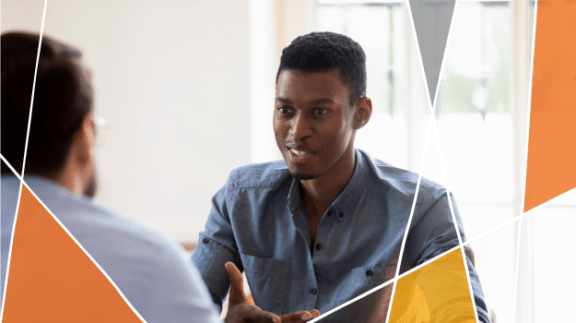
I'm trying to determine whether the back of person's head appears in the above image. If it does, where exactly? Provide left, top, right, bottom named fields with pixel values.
left=1, top=32, right=93, bottom=176
left=276, top=31, right=367, bottom=106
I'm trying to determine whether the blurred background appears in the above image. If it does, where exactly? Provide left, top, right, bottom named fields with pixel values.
left=2, top=0, right=574, bottom=322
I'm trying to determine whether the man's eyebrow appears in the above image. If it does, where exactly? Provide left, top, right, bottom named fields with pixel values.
left=310, top=98, right=335, bottom=105
left=276, top=97, right=292, bottom=103
left=275, top=97, right=335, bottom=104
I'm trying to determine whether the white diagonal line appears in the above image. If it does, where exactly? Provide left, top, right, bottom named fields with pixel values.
left=0, top=154, right=146, bottom=322
left=383, top=107, right=432, bottom=323
left=407, top=0, right=479, bottom=318
left=0, top=1, right=141, bottom=319
left=0, top=154, right=23, bottom=316
left=20, top=1, right=48, bottom=180
left=384, top=0, right=468, bottom=322
left=512, top=1, right=538, bottom=322
left=0, top=0, right=49, bottom=317
left=430, top=114, right=480, bottom=323
left=0, top=156, right=20, bottom=182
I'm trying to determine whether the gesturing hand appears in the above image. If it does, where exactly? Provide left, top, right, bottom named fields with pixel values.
left=223, top=262, right=320, bottom=323
left=279, top=309, right=321, bottom=323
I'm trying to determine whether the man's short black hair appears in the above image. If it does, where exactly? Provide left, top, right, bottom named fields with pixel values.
left=276, top=31, right=366, bottom=106
left=1, top=32, right=93, bottom=175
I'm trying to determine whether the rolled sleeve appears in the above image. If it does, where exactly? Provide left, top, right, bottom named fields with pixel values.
left=144, top=239, right=222, bottom=323
left=407, top=188, right=462, bottom=266
left=191, top=185, right=242, bottom=311
left=465, top=255, right=491, bottom=323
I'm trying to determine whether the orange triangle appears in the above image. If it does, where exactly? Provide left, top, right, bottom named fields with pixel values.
left=389, top=249, right=475, bottom=323
left=524, top=0, right=576, bottom=212
left=2, top=184, right=142, bottom=322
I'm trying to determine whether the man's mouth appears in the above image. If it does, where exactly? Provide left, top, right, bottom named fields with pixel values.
left=285, top=144, right=315, bottom=163
left=290, top=148, right=308, bottom=157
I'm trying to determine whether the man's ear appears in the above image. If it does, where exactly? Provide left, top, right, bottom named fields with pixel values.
left=73, top=114, right=96, bottom=164
left=353, top=97, right=372, bottom=130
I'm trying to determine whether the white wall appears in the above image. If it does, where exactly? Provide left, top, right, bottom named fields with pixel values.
left=249, top=0, right=279, bottom=163
left=2, top=0, right=253, bottom=243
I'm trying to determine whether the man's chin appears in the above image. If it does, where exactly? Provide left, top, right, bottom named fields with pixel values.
left=296, top=174, right=320, bottom=180
left=289, top=168, right=320, bottom=181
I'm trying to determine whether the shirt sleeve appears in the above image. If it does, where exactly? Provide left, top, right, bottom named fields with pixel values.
left=142, top=238, right=223, bottom=323
left=406, top=187, right=492, bottom=323
left=191, top=184, right=242, bottom=312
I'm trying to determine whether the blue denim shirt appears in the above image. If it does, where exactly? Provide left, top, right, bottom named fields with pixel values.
left=192, top=149, right=490, bottom=322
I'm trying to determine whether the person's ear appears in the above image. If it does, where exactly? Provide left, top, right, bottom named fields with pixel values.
left=353, top=97, right=372, bottom=130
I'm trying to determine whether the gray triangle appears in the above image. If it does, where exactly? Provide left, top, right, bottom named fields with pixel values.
left=409, top=0, right=457, bottom=107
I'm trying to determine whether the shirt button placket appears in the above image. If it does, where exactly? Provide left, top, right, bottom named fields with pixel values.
left=307, top=284, right=318, bottom=308
left=309, top=210, right=331, bottom=307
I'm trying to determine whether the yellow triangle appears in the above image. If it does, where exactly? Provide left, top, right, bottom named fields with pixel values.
left=389, top=249, right=475, bottom=323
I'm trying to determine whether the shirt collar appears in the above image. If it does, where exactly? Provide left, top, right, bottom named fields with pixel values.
left=287, top=177, right=301, bottom=214
left=286, top=149, right=369, bottom=221
left=21, top=174, right=77, bottom=200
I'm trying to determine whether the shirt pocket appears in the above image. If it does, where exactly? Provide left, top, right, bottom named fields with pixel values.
left=335, top=263, right=397, bottom=307
left=239, top=252, right=290, bottom=315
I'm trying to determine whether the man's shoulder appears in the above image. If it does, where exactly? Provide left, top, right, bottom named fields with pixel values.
left=226, top=160, right=292, bottom=190
left=40, top=189, right=180, bottom=256
left=360, top=150, right=446, bottom=204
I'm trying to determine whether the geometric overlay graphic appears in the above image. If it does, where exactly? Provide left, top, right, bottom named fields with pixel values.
left=388, top=249, right=475, bottom=323
left=524, top=0, right=576, bottom=212
left=2, top=184, right=142, bottom=322
left=409, top=0, right=456, bottom=106
left=0, top=163, right=19, bottom=308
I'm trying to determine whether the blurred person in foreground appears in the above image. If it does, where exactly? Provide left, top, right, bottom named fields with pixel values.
left=192, top=32, right=491, bottom=322
left=0, top=31, right=311, bottom=323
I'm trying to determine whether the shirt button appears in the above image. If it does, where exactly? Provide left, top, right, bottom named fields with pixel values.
left=202, top=238, right=209, bottom=244
left=327, top=209, right=334, bottom=216
left=338, top=212, right=344, bottom=218
left=310, top=288, right=318, bottom=295
left=365, top=269, right=373, bottom=277
left=315, top=243, right=322, bottom=251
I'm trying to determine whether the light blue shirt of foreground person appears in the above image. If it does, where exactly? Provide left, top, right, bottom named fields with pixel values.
left=1, top=174, right=222, bottom=323
left=192, top=149, right=491, bottom=322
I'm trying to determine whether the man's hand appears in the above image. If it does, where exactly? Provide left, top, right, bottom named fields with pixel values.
left=279, top=310, right=321, bottom=323
left=224, top=262, right=320, bottom=323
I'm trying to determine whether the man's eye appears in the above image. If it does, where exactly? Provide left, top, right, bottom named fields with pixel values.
left=277, top=106, right=290, bottom=114
left=314, top=108, right=328, bottom=116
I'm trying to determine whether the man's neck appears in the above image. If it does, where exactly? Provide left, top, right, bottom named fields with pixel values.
left=49, top=163, right=85, bottom=196
left=300, top=149, right=356, bottom=253
left=299, top=150, right=356, bottom=218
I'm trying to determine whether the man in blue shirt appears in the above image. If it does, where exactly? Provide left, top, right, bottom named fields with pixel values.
left=0, top=32, right=226, bottom=322
left=192, top=32, right=490, bottom=322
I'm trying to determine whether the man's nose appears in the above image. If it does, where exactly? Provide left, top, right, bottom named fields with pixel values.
left=288, top=112, right=312, bottom=140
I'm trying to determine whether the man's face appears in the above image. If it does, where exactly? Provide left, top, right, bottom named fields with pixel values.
left=274, top=69, right=357, bottom=180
